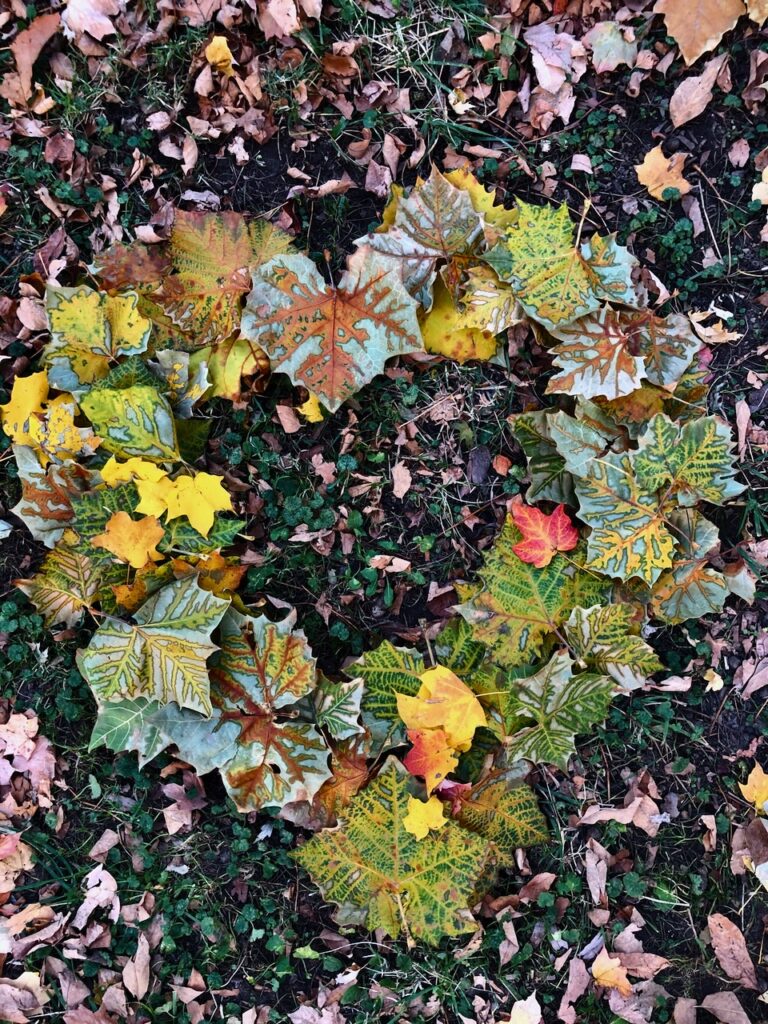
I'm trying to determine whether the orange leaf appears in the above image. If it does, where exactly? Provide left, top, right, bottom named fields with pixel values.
left=93, top=512, right=165, bottom=570
left=396, top=666, right=486, bottom=752
left=511, top=502, right=579, bottom=568
left=591, top=947, right=633, bottom=997
left=403, top=728, right=459, bottom=794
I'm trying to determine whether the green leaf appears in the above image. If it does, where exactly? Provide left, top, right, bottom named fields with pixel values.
left=78, top=577, right=229, bottom=715
left=548, top=408, right=615, bottom=478
left=92, top=355, right=165, bottom=393
left=295, top=759, right=489, bottom=944
left=81, top=384, right=180, bottom=462
left=650, top=511, right=728, bottom=623
left=564, top=604, right=662, bottom=690
left=314, top=679, right=364, bottom=741
left=352, top=642, right=425, bottom=752
left=16, top=545, right=100, bottom=627
left=504, top=651, right=614, bottom=769
left=510, top=410, right=573, bottom=504
left=634, top=414, right=744, bottom=507
left=159, top=516, right=246, bottom=555
left=456, top=780, right=549, bottom=864
left=434, top=617, right=500, bottom=703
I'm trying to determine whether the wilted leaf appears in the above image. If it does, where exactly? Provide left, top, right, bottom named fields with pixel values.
left=455, top=780, right=548, bottom=864
left=564, top=605, right=662, bottom=689
left=656, top=0, right=743, bottom=66
left=190, top=336, right=269, bottom=401
left=510, top=501, right=579, bottom=568
left=205, top=35, right=234, bottom=75
left=242, top=248, right=423, bottom=412
left=509, top=411, right=573, bottom=504
left=707, top=913, right=759, bottom=989
left=81, top=385, right=179, bottom=462
left=295, top=760, right=488, bottom=944
left=27, top=394, right=101, bottom=466
left=16, top=546, right=100, bottom=627
left=420, top=279, right=499, bottom=363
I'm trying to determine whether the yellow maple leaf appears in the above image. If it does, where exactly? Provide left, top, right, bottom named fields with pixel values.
left=297, top=393, right=325, bottom=423
left=205, top=35, right=235, bottom=76
left=591, top=947, right=633, bottom=996
left=402, top=795, right=447, bottom=841
left=136, top=472, right=233, bottom=538
left=27, top=394, right=101, bottom=465
left=420, top=280, right=499, bottom=364
left=93, top=511, right=165, bottom=570
left=635, top=145, right=691, bottom=200
left=397, top=666, right=486, bottom=753
left=100, top=456, right=168, bottom=487
left=740, top=764, right=768, bottom=813
left=0, top=371, right=49, bottom=445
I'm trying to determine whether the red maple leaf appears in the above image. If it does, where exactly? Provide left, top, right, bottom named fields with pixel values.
left=511, top=501, right=579, bottom=568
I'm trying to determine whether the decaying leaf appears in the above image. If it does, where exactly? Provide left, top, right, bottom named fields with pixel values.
left=655, top=0, right=743, bottom=66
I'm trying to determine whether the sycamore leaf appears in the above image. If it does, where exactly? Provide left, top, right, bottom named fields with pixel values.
left=739, top=763, right=768, bottom=814
left=358, top=167, right=484, bottom=302
left=77, top=577, right=229, bottom=715
left=564, top=605, right=662, bottom=690
left=11, top=445, right=93, bottom=548
left=295, top=759, right=488, bottom=944
left=511, top=501, right=579, bottom=568
left=403, top=795, right=447, bottom=840
left=27, top=394, right=101, bottom=465
left=16, top=545, right=100, bottom=627
left=420, top=279, right=499, bottom=364
left=348, top=642, right=425, bottom=752
left=100, top=456, right=166, bottom=487
left=90, top=240, right=170, bottom=293
left=308, top=738, right=371, bottom=827
left=135, top=472, right=233, bottom=538
left=189, top=336, right=270, bottom=402
left=0, top=372, right=49, bottom=447
left=314, top=679, right=364, bottom=741
left=504, top=651, right=614, bottom=769
left=461, top=265, right=521, bottom=334
left=92, top=511, right=165, bottom=570
left=592, top=948, right=633, bottom=996
left=547, top=408, right=615, bottom=478
left=485, top=200, right=637, bottom=330
left=443, top=167, right=518, bottom=243
left=71, top=482, right=140, bottom=565
left=650, top=510, right=729, bottom=623
left=403, top=728, right=459, bottom=793
left=455, top=780, right=549, bottom=864
left=457, top=516, right=608, bottom=668
left=397, top=666, right=486, bottom=752
left=159, top=516, right=246, bottom=555
left=45, top=286, right=151, bottom=392
left=548, top=306, right=645, bottom=400
left=242, top=248, right=423, bottom=412
left=634, top=414, right=744, bottom=507
left=173, top=551, right=246, bottom=599
left=150, top=350, right=210, bottom=417
left=574, top=452, right=676, bottom=585
left=159, top=211, right=294, bottom=347
left=81, top=385, right=179, bottom=462
left=510, top=411, right=573, bottom=504
left=433, top=617, right=500, bottom=707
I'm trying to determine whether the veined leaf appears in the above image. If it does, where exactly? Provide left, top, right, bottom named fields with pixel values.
left=504, top=651, right=615, bottom=769
left=11, top=444, right=93, bottom=548
left=159, top=211, right=294, bottom=347
left=460, top=266, right=521, bottom=335
left=242, top=248, right=423, bottom=412
left=16, top=546, right=100, bottom=627
left=159, top=516, right=246, bottom=555
left=575, top=452, right=676, bottom=584
left=81, top=385, right=179, bottom=462
left=443, top=167, right=518, bottom=243
left=45, top=285, right=151, bottom=392
left=420, top=279, right=499, bottom=364
left=650, top=511, right=729, bottom=623
left=295, top=759, right=489, bottom=945
left=353, top=641, right=425, bottom=752
left=547, top=306, right=646, bottom=401
left=547, top=409, right=614, bottom=478
left=434, top=617, right=500, bottom=705
left=71, top=482, right=141, bottom=565
left=189, top=336, right=269, bottom=402
left=486, top=200, right=637, bottom=330
left=359, top=167, right=484, bottom=302
left=564, top=604, right=662, bottom=690
left=456, top=780, right=549, bottom=864
left=314, top=678, right=364, bottom=741
left=77, top=577, right=229, bottom=715
left=634, top=414, right=744, bottom=507
left=457, top=516, right=609, bottom=668
left=510, top=410, right=573, bottom=504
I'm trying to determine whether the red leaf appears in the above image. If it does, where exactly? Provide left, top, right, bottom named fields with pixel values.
left=511, top=502, right=579, bottom=568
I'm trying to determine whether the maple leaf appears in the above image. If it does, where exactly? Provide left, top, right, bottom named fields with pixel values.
left=457, top=516, right=609, bottom=667
left=403, top=728, right=459, bottom=793
left=564, top=605, right=662, bottom=690
left=420, top=279, right=499, bottom=364
left=159, top=211, right=294, bottom=348
left=81, top=384, right=179, bottom=463
left=0, top=372, right=49, bottom=447
left=655, top=0, right=744, bottom=66
left=455, top=780, right=549, bottom=864
left=241, top=247, right=423, bottom=412
left=11, top=445, right=93, bottom=548
left=510, top=501, right=579, bottom=568
left=396, top=666, right=486, bottom=753
left=485, top=200, right=637, bottom=330
left=77, top=577, right=229, bottom=715
left=592, top=947, right=633, bottom=996
left=135, top=472, right=233, bottom=538
left=634, top=414, right=744, bottom=507
left=295, top=759, right=489, bottom=944
left=739, top=763, right=768, bottom=813
left=16, top=545, right=100, bottom=627
left=504, top=651, right=614, bottom=769
left=403, top=795, right=447, bottom=840
left=45, top=285, right=151, bottom=392
left=92, top=511, right=165, bottom=570
left=635, top=145, right=691, bottom=200
left=358, top=167, right=484, bottom=302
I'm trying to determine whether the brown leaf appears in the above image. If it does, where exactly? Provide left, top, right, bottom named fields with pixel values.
left=556, top=956, right=590, bottom=1024
left=670, top=55, right=727, bottom=127
left=122, top=932, right=151, bottom=1000
left=635, top=146, right=691, bottom=200
left=656, top=0, right=743, bottom=66
left=9, top=13, right=61, bottom=102
left=707, top=913, right=759, bottom=989
left=391, top=461, right=412, bottom=499
left=701, top=991, right=752, bottom=1024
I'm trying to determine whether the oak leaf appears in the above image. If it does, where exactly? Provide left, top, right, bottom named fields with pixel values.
left=510, top=501, right=579, bottom=568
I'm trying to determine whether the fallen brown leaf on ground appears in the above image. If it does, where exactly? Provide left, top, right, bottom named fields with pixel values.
left=707, top=913, right=759, bottom=989
left=635, top=146, right=691, bottom=200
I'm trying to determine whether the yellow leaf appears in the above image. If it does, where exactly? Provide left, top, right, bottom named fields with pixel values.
left=740, top=764, right=768, bottom=813
left=27, top=394, right=101, bottom=465
left=135, top=476, right=176, bottom=520
left=635, top=145, right=691, bottom=200
left=402, top=795, right=447, bottom=841
left=444, top=167, right=518, bottom=241
left=205, top=35, right=235, bottom=76
left=191, top=337, right=270, bottom=401
left=397, top=665, right=486, bottom=752
left=0, top=371, right=49, bottom=445
left=136, top=472, right=233, bottom=538
left=92, top=511, right=165, bottom=570
left=421, top=280, right=498, bottom=364
left=100, top=456, right=167, bottom=486
left=591, top=947, right=633, bottom=996
left=297, top=393, right=325, bottom=423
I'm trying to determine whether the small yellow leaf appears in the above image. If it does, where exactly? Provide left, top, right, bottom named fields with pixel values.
left=0, top=371, right=49, bottom=445
left=397, top=666, right=486, bottom=753
left=297, top=393, right=325, bottom=423
left=509, top=993, right=542, bottom=1024
left=421, top=280, right=499, bottom=364
left=205, top=35, right=235, bottom=76
left=136, top=472, right=233, bottom=538
left=740, top=764, right=768, bottom=813
left=402, top=795, right=446, bottom=841
left=93, top=511, right=165, bottom=570
left=635, top=145, right=691, bottom=200
left=591, top=947, right=633, bottom=996
left=100, top=456, right=168, bottom=487
left=27, top=394, right=101, bottom=465
left=703, top=668, right=724, bottom=692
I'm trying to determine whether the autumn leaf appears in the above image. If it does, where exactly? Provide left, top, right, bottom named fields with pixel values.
left=650, top=511, right=731, bottom=622
left=27, top=394, right=101, bottom=465
left=402, top=795, right=447, bottom=840
left=16, top=545, right=100, bottom=627
left=92, top=511, right=165, bottom=570
left=635, top=145, right=691, bottom=200
left=443, top=167, right=518, bottom=243
left=455, top=780, right=549, bottom=864
left=403, top=728, right=458, bottom=793
left=11, top=444, right=93, bottom=548
left=241, top=247, right=423, bottom=412
left=564, top=605, right=662, bottom=690
left=205, top=35, right=235, bottom=76
left=351, top=642, right=425, bottom=751
left=295, top=759, right=488, bottom=944
left=739, top=763, right=768, bottom=813
left=313, top=679, right=364, bottom=741
left=509, top=994, right=543, bottom=1024
left=510, top=501, right=579, bottom=568
left=189, top=335, right=270, bottom=402
left=420, top=279, right=499, bottom=364
left=707, top=913, right=759, bottom=989
left=100, top=456, right=167, bottom=487
left=81, top=384, right=179, bottom=463
left=297, top=393, right=324, bottom=423
left=396, top=666, right=486, bottom=752
left=0, top=372, right=49, bottom=447
left=591, top=947, right=633, bottom=996
left=655, top=0, right=744, bottom=66
left=135, top=471, right=233, bottom=539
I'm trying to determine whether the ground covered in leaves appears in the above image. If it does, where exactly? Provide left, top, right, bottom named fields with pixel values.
left=1, top=1, right=768, bottom=1023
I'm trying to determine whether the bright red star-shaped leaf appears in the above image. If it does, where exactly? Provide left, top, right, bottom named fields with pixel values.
left=511, top=501, right=579, bottom=568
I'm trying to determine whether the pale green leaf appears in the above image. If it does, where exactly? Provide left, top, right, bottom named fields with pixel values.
left=564, top=604, right=662, bottom=690
left=81, top=385, right=180, bottom=462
